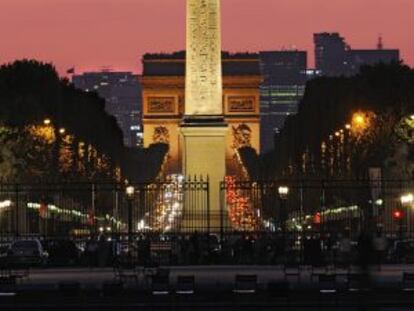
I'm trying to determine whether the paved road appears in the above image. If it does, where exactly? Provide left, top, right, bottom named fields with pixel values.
left=1, top=265, right=414, bottom=311
left=15, top=264, right=414, bottom=290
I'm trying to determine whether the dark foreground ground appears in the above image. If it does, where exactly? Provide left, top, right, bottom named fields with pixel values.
left=1, top=293, right=414, bottom=310
left=2, top=265, right=414, bottom=310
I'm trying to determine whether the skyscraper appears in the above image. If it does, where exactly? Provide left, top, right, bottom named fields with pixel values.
left=314, top=32, right=348, bottom=76
left=259, top=51, right=308, bottom=152
left=72, top=71, right=143, bottom=148
left=314, top=32, right=400, bottom=77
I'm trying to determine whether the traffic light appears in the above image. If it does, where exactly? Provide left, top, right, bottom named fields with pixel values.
left=393, top=209, right=403, bottom=220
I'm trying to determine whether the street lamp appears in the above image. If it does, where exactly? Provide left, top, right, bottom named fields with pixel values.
left=59, top=128, right=66, bottom=135
left=353, top=113, right=365, bottom=126
left=43, top=118, right=51, bottom=125
left=126, top=186, right=135, bottom=197
left=351, top=111, right=372, bottom=136
left=399, top=193, right=413, bottom=240
left=125, top=186, right=135, bottom=252
left=278, top=186, right=289, bottom=232
left=278, top=186, right=289, bottom=199
left=400, top=193, right=413, bottom=206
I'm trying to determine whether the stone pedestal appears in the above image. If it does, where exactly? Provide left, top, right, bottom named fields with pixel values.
left=180, top=119, right=227, bottom=231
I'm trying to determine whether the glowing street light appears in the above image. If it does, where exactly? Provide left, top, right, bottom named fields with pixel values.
left=278, top=185, right=289, bottom=245
left=125, top=185, right=135, bottom=249
left=126, top=186, right=135, bottom=198
left=278, top=186, right=289, bottom=199
left=351, top=112, right=370, bottom=131
left=350, top=111, right=374, bottom=136
left=59, top=128, right=66, bottom=135
left=354, top=113, right=365, bottom=125
left=43, top=118, right=51, bottom=125
left=400, top=193, right=414, bottom=206
left=345, top=124, right=351, bottom=130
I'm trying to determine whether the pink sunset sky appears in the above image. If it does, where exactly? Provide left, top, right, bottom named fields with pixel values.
left=0, top=0, right=412, bottom=76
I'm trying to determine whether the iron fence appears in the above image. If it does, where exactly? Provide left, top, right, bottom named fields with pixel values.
left=220, top=179, right=414, bottom=238
left=1, top=179, right=414, bottom=265
left=2, top=179, right=414, bottom=238
left=0, top=178, right=209, bottom=241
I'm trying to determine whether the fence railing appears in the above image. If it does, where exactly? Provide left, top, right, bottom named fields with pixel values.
left=1, top=179, right=414, bottom=239
left=0, top=178, right=209, bottom=240
left=220, top=178, right=414, bottom=238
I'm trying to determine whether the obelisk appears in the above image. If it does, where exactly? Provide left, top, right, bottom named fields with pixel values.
left=181, top=0, right=227, bottom=231
left=185, top=0, right=222, bottom=116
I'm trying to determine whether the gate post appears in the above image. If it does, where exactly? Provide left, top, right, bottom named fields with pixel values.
left=15, top=183, right=19, bottom=237
left=220, top=180, right=224, bottom=241
left=206, top=177, right=210, bottom=234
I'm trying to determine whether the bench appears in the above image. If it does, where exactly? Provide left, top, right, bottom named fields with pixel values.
left=314, top=273, right=338, bottom=306
left=314, top=273, right=337, bottom=294
left=402, top=272, right=414, bottom=291
left=233, top=274, right=257, bottom=294
left=346, top=273, right=370, bottom=292
left=176, top=275, right=195, bottom=295
left=151, top=268, right=170, bottom=295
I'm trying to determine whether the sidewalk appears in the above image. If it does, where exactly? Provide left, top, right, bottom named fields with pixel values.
left=17, top=264, right=414, bottom=290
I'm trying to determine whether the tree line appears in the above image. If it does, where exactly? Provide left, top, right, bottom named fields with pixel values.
left=260, top=62, right=414, bottom=181
left=0, top=60, right=166, bottom=183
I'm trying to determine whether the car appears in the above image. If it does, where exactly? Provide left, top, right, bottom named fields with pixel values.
left=7, top=239, right=48, bottom=266
left=392, top=240, right=414, bottom=263
left=42, top=239, right=82, bottom=266
left=0, top=243, right=10, bottom=257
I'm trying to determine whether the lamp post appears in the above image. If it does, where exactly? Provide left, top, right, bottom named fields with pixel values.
left=126, top=186, right=135, bottom=253
left=400, top=193, right=413, bottom=238
left=278, top=186, right=289, bottom=257
left=278, top=186, right=289, bottom=235
left=400, top=193, right=413, bottom=206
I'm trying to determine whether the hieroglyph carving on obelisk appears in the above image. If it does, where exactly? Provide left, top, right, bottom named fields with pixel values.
left=185, top=0, right=223, bottom=116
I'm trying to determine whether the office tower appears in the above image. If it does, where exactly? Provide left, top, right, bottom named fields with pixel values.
left=72, top=72, right=143, bottom=148
left=314, top=33, right=348, bottom=76
left=259, top=51, right=308, bottom=152
left=315, top=33, right=400, bottom=77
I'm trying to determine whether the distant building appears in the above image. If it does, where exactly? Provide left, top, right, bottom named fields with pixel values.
left=314, top=32, right=400, bottom=77
left=259, top=51, right=308, bottom=152
left=314, top=33, right=348, bottom=77
left=347, top=49, right=400, bottom=75
left=72, top=72, right=143, bottom=148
